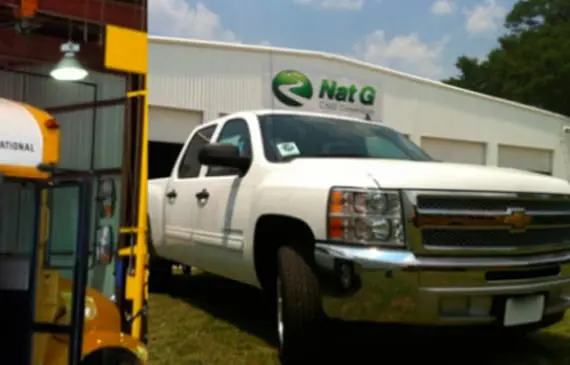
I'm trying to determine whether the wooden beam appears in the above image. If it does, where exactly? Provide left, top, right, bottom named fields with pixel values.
left=0, top=0, right=146, bottom=31
left=0, top=28, right=109, bottom=72
left=45, top=96, right=127, bottom=113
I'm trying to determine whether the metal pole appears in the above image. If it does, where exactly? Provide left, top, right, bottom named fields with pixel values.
left=67, top=178, right=92, bottom=365
left=25, top=184, right=42, bottom=365
left=129, top=86, right=149, bottom=340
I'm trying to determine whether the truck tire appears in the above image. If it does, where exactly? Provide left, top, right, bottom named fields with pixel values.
left=149, top=256, right=172, bottom=293
left=276, top=245, right=325, bottom=363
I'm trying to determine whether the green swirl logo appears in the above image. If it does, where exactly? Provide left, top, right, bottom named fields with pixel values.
left=271, top=70, right=314, bottom=107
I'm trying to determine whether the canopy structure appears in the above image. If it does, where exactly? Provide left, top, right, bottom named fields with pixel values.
left=0, top=97, right=60, bottom=179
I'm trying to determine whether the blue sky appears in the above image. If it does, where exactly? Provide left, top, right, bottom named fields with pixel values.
left=149, top=0, right=517, bottom=80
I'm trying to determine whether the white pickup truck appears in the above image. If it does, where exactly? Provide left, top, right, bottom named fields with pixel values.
left=148, top=109, right=570, bottom=362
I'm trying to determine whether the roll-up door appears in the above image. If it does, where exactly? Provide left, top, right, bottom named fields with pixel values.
left=498, top=145, right=553, bottom=175
left=421, top=137, right=486, bottom=165
left=148, top=106, right=203, bottom=178
left=149, top=106, right=203, bottom=143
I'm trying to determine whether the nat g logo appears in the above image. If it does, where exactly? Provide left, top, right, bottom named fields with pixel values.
left=271, top=70, right=314, bottom=107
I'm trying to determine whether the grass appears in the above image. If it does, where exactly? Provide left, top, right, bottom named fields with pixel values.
left=150, top=272, right=570, bottom=365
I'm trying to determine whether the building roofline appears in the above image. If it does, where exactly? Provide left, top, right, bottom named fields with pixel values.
left=149, top=35, right=569, bottom=122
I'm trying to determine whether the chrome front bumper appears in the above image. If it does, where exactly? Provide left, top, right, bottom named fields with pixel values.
left=314, top=243, right=570, bottom=325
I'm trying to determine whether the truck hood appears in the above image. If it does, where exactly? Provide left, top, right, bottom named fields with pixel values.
left=282, top=158, right=570, bottom=194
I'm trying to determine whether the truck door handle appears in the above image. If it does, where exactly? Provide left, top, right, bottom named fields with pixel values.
left=195, top=189, right=210, bottom=200
left=165, top=190, right=177, bottom=199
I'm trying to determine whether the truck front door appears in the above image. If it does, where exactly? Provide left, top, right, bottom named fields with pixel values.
left=192, top=117, right=257, bottom=283
left=162, top=124, right=217, bottom=266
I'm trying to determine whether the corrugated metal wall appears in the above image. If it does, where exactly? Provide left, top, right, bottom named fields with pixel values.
left=0, top=181, right=35, bottom=255
left=0, top=67, right=127, bottom=295
left=0, top=69, right=25, bottom=101
left=0, top=68, right=126, bottom=170
left=148, top=42, right=268, bottom=121
left=148, top=106, right=203, bottom=143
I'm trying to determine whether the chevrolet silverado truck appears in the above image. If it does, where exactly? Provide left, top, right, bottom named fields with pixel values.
left=148, top=109, right=570, bottom=362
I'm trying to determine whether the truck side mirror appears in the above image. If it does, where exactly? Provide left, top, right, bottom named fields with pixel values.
left=198, top=143, right=251, bottom=175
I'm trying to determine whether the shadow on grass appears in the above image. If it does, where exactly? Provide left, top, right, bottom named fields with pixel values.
left=155, top=272, right=570, bottom=365
left=155, top=272, right=278, bottom=347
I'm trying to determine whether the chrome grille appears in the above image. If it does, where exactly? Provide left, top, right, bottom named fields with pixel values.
left=422, top=228, right=570, bottom=248
left=417, top=196, right=570, bottom=213
left=412, top=192, right=570, bottom=250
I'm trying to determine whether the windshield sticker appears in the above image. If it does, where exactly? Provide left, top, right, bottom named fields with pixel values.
left=276, top=142, right=300, bottom=157
left=219, top=135, right=242, bottom=146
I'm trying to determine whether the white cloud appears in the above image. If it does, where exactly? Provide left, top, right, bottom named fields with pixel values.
left=259, top=40, right=272, bottom=46
left=464, top=0, right=506, bottom=35
left=294, top=0, right=364, bottom=11
left=149, top=0, right=239, bottom=42
left=353, top=30, right=450, bottom=79
left=430, top=0, right=454, bottom=15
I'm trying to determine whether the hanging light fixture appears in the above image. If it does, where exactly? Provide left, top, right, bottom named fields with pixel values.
left=50, top=41, right=89, bottom=81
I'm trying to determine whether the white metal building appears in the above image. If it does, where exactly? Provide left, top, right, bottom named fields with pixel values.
left=148, top=36, right=570, bottom=180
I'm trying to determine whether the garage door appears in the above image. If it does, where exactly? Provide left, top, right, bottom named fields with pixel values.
left=498, top=145, right=553, bottom=175
left=421, top=137, right=486, bottom=165
left=149, top=106, right=203, bottom=143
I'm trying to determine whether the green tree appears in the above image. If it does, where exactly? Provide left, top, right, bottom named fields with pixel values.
left=443, top=0, right=570, bottom=116
left=505, top=0, right=570, bottom=33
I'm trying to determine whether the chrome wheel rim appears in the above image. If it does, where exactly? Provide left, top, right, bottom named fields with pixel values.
left=277, top=277, right=284, bottom=347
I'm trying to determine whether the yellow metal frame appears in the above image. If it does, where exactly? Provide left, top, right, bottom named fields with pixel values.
left=105, top=25, right=148, bottom=75
left=0, top=24, right=150, bottom=364
left=0, top=97, right=148, bottom=364
left=118, top=89, right=149, bottom=340
left=104, top=24, right=149, bottom=342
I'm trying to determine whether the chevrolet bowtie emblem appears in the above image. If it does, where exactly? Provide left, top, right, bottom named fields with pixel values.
left=503, top=208, right=532, bottom=231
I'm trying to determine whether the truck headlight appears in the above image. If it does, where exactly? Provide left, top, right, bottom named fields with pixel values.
left=327, top=187, right=404, bottom=247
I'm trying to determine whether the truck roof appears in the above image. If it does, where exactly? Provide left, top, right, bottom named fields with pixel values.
left=203, top=109, right=387, bottom=129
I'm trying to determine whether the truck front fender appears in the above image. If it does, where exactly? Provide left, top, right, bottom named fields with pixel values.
left=248, top=185, right=329, bottom=245
left=246, top=185, right=327, bottom=290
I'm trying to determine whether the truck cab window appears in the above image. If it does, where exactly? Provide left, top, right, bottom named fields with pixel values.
left=258, top=114, right=432, bottom=162
left=207, top=118, right=252, bottom=177
left=178, top=125, right=216, bottom=178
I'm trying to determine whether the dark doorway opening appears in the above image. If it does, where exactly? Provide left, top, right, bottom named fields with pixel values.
left=148, top=141, right=184, bottom=179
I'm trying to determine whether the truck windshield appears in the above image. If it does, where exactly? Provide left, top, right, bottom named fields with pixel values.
left=258, top=113, right=433, bottom=162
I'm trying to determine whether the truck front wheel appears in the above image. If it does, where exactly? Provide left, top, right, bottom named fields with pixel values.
left=276, top=245, right=325, bottom=363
